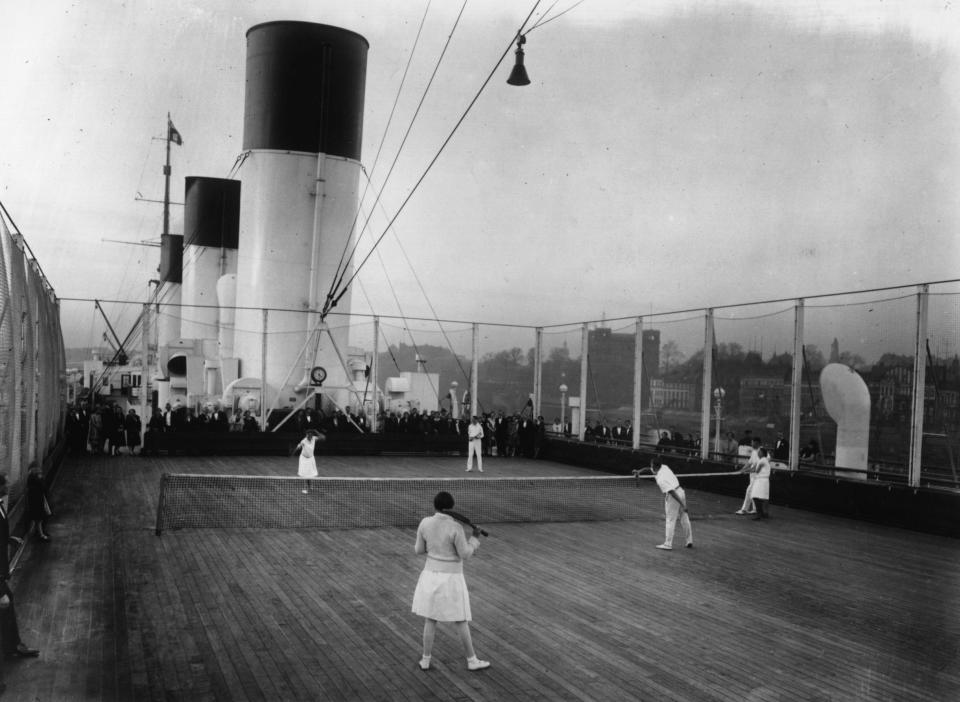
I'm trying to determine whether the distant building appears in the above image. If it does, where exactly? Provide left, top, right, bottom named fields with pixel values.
left=649, top=378, right=694, bottom=410
left=78, top=351, right=148, bottom=413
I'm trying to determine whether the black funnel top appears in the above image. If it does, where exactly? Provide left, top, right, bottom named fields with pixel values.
left=159, top=234, right=183, bottom=284
left=183, top=177, right=241, bottom=249
left=243, top=21, right=368, bottom=158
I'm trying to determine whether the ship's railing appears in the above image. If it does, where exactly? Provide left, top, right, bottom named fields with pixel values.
left=60, top=279, right=960, bottom=490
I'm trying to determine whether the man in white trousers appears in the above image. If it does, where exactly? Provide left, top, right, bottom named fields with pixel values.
left=466, top=416, right=484, bottom=473
left=644, top=457, right=693, bottom=550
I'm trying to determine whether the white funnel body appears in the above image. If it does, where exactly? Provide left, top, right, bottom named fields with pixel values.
left=216, top=273, right=237, bottom=360
left=232, top=151, right=358, bottom=408
left=156, top=284, right=181, bottom=375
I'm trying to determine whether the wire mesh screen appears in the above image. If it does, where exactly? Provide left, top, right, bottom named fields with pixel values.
left=923, top=288, right=960, bottom=487
left=154, top=471, right=740, bottom=533
left=478, top=325, right=535, bottom=418
left=541, top=325, right=582, bottom=437
left=640, top=313, right=706, bottom=452
left=713, top=303, right=796, bottom=461
left=0, top=226, right=12, bottom=482
left=7, top=236, right=31, bottom=479
left=0, top=219, right=66, bottom=497
left=805, top=293, right=918, bottom=479
left=377, top=319, right=473, bottom=416
left=584, top=321, right=638, bottom=447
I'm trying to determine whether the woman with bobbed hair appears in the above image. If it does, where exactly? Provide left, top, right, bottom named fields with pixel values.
left=411, top=491, right=489, bottom=672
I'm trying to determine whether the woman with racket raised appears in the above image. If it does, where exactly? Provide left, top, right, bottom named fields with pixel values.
left=411, top=491, right=490, bottom=672
left=293, top=429, right=324, bottom=493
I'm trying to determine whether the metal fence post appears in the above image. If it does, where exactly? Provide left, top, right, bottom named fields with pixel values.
left=700, top=310, right=714, bottom=460
left=632, top=317, right=643, bottom=450
left=908, top=285, right=929, bottom=487
left=789, top=299, right=804, bottom=471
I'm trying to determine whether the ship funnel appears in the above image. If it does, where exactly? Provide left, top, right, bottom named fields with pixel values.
left=181, top=177, right=240, bottom=343
left=156, top=234, right=183, bottom=377
left=232, top=21, right=368, bottom=413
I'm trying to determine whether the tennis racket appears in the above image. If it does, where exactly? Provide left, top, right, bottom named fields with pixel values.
left=444, top=509, right=489, bottom=537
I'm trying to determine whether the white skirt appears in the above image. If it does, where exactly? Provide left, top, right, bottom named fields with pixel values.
left=751, top=477, right=770, bottom=500
left=298, top=454, right=318, bottom=478
left=412, top=569, right=472, bottom=622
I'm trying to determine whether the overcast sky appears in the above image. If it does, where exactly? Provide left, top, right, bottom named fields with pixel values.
left=1, top=0, right=958, bottom=357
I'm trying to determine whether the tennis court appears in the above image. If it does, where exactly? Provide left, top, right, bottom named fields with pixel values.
left=4, top=453, right=958, bottom=701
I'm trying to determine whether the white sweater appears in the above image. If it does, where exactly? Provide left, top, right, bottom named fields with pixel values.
left=415, top=512, right=479, bottom=573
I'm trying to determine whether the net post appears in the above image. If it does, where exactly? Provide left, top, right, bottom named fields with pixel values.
left=155, top=472, right=168, bottom=536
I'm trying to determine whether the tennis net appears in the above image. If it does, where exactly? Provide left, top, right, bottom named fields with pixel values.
left=155, top=472, right=741, bottom=534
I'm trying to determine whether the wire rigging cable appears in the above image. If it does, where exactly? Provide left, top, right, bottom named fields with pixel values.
left=322, top=0, right=544, bottom=319
left=360, top=204, right=442, bottom=401
left=326, top=0, right=470, bottom=314
left=526, top=0, right=587, bottom=32
left=361, top=167, right=475, bottom=387
left=352, top=199, right=454, bottom=404
left=327, top=0, right=436, bottom=300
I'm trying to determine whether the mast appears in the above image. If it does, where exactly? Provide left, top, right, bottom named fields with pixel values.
left=164, top=112, right=173, bottom=237
left=156, top=113, right=182, bottom=408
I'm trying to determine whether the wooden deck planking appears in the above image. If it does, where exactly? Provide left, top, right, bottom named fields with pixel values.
left=0, top=453, right=956, bottom=701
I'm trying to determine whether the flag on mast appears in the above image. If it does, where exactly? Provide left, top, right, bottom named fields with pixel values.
left=168, top=118, right=183, bottom=146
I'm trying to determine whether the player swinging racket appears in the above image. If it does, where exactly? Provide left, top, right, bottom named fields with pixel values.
left=411, top=491, right=490, bottom=671
left=641, top=457, right=694, bottom=551
left=293, top=429, right=324, bottom=493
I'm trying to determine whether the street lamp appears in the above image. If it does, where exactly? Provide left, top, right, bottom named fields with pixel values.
left=559, top=383, right=568, bottom=430
left=713, top=387, right=726, bottom=456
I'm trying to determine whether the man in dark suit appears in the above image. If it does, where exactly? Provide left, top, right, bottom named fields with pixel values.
left=0, top=474, right=40, bottom=659
left=211, top=403, right=230, bottom=432
left=612, top=420, right=628, bottom=445
left=773, top=432, right=789, bottom=462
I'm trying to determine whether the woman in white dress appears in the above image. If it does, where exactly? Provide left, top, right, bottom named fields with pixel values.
left=751, top=447, right=772, bottom=520
left=293, top=429, right=323, bottom=493
left=412, top=491, right=490, bottom=672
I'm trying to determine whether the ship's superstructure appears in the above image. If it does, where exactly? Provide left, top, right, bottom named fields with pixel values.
left=153, top=21, right=372, bottom=424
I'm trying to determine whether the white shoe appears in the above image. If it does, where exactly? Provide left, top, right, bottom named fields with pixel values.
left=655, top=544, right=672, bottom=550
left=466, top=469, right=472, bottom=472
left=478, top=469, right=483, bottom=473
left=467, top=657, right=490, bottom=671
left=735, top=509, right=746, bottom=515
left=301, top=489, right=309, bottom=494
left=418, top=656, right=431, bottom=670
